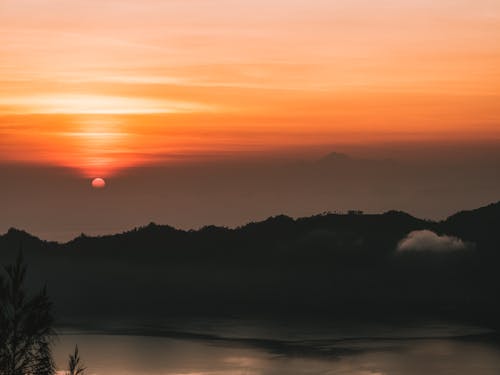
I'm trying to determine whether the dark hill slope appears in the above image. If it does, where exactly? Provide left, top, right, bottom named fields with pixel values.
left=0, top=204, right=498, bottom=324
left=442, top=201, right=500, bottom=245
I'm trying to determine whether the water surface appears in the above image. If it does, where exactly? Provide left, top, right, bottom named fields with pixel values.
left=53, top=321, right=500, bottom=375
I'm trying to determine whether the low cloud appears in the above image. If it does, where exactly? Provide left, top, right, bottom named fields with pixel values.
left=397, top=230, right=470, bottom=252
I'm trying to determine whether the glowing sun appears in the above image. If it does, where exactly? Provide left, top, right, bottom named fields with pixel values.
left=91, top=177, right=106, bottom=189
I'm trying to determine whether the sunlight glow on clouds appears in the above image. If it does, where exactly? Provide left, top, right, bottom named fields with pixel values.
left=0, top=95, right=211, bottom=115
left=1, top=0, right=500, bottom=176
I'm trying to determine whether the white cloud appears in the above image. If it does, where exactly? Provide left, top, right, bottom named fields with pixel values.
left=397, top=230, right=469, bottom=252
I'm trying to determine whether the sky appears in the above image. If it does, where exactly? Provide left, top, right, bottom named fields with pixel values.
left=1, top=0, right=500, bottom=239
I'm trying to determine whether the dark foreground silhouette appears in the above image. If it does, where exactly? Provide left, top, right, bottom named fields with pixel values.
left=1, top=201, right=500, bottom=327
left=0, top=254, right=86, bottom=375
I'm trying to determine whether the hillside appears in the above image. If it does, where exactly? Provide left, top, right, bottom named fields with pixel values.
left=0, top=202, right=499, bottom=325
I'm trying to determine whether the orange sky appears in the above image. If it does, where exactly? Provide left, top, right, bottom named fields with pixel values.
left=1, top=0, right=500, bottom=177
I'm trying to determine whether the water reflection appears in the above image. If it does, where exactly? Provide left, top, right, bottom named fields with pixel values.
left=53, top=327, right=500, bottom=375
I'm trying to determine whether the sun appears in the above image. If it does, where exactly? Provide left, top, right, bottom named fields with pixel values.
left=91, top=178, right=106, bottom=189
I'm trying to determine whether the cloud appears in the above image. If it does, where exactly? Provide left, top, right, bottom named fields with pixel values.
left=397, top=230, right=469, bottom=252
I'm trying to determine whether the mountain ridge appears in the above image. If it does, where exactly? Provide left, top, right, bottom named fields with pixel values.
left=1, top=200, right=499, bottom=324
left=4, top=201, right=491, bottom=245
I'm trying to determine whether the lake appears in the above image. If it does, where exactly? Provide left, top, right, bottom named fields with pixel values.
left=52, top=319, right=500, bottom=375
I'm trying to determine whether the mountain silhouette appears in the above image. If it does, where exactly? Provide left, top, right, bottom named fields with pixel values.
left=1, top=202, right=500, bottom=326
left=3, top=151, right=500, bottom=240
left=442, top=202, right=500, bottom=244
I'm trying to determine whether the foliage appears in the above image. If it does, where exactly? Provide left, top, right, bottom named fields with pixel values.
left=0, top=253, right=56, bottom=375
left=66, top=345, right=85, bottom=375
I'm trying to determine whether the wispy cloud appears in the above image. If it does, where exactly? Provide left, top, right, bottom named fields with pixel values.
left=397, top=230, right=471, bottom=252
